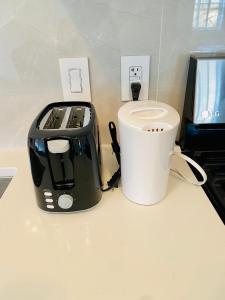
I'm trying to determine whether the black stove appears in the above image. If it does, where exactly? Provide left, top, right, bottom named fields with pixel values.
left=180, top=53, right=225, bottom=226
left=184, top=150, right=225, bottom=224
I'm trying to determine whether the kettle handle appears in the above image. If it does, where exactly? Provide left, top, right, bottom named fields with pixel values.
left=171, top=150, right=207, bottom=186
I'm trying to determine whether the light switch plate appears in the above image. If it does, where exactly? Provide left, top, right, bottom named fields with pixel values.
left=59, top=57, right=91, bottom=102
left=121, top=56, right=150, bottom=101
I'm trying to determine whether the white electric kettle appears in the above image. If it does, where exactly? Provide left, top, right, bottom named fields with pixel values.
left=118, top=100, right=207, bottom=205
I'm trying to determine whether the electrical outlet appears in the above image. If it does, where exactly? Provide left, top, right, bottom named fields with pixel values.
left=129, top=66, right=142, bottom=83
left=59, top=57, right=91, bottom=102
left=121, top=56, right=150, bottom=101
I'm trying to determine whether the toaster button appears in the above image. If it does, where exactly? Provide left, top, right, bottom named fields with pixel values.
left=45, top=198, right=53, bottom=203
left=47, top=204, right=54, bottom=209
left=44, top=191, right=52, bottom=197
left=58, top=194, right=73, bottom=209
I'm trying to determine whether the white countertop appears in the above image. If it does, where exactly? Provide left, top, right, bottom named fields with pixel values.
left=0, top=146, right=224, bottom=300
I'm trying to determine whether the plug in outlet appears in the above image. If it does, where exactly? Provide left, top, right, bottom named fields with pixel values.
left=59, top=57, right=91, bottom=102
left=121, top=56, right=150, bottom=101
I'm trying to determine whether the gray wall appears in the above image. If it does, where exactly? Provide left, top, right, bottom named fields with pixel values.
left=0, top=0, right=225, bottom=147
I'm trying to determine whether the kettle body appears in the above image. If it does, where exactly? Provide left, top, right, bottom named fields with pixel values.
left=118, top=100, right=180, bottom=205
left=28, top=101, right=102, bottom=212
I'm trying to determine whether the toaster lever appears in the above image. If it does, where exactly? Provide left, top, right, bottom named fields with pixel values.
left=47, top=139, right=70, bottom=153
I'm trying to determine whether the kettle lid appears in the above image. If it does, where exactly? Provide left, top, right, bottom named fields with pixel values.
left=118, top=100, right=180, bottom=132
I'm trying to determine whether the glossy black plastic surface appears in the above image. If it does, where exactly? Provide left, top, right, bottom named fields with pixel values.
left=180, top=55, right=225, bottom=224
left=28, top=101, right=102, bottom=212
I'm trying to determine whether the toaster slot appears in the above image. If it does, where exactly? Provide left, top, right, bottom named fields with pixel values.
left=43, top=108, right=66, bottom=129
left=66, top=107, right=85, bottom=128
left=48, top=152, right=74, bottom=189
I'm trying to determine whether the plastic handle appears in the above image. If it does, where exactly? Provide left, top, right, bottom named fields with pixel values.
left=171, top=151, right=207, bottom=186
left=130, top=107, right=166, bottom=119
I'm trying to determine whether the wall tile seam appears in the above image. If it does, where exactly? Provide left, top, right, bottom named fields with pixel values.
left=156, top=0, right=165, bottom=102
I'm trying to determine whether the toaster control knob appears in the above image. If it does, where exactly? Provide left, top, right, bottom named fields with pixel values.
left=58, top=194, right=73, bottom=209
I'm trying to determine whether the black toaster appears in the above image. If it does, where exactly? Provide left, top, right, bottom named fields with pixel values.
left=28, top=101, right=102, bottom=212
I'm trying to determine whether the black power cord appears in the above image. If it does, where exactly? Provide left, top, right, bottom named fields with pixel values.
left=108, top=122, right=120, bottom=165
left=101, top=122, right=121, bottom=192
left=101, top=82, right=142, bottom=191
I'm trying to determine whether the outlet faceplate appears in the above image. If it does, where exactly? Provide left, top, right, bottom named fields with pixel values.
left=59, top=57, right=91, bottom=102
left=121, top=56, right=150, bottom=101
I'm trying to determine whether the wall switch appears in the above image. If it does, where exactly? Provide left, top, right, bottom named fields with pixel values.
left=121, top=56, right=150, bottom=101
left=69, top=68, right=82, bottom=93
left=59, top=57, right=91, bottom=102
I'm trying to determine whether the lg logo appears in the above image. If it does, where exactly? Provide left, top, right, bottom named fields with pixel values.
left=201, top=110, right=220, bottom=119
